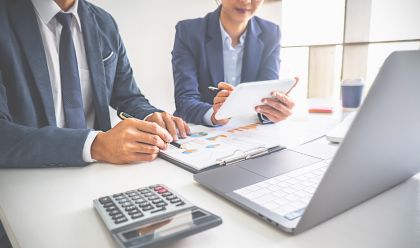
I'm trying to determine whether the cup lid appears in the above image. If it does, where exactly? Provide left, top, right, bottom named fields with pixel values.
left=342, top=78, right=364, bottom=86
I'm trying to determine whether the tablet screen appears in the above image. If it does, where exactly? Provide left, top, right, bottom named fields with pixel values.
left=215, top=79, right=295, bottom=120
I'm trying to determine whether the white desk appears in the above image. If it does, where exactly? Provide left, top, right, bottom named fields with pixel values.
left=1, top=111, right=419, bottom=248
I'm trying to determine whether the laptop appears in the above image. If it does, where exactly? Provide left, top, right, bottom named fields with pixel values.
left=194, top=50, right=420, bottom=234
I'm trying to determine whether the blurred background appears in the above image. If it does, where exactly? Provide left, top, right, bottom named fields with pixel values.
left=90, top=0, right=420, bottom=112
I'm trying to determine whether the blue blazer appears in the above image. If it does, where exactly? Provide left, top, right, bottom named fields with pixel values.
left=172, top=7, right=281, bottom=125
left=0, top=0, right=160, bottom=168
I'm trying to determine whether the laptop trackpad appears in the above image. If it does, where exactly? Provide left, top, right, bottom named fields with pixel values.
left=238, top=149, right=322, bottom=178
left=194, top=165, right=266, bottom=193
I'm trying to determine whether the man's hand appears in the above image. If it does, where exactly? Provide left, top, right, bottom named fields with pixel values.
left=145, top=112, right=191, bottom=141
left=211, top=82, right=234, bottom=125
left=91, top=118, right=173, bottom=164
left=255, top=91, right=295, bottom=123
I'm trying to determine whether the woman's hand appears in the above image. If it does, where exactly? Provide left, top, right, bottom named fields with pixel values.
left=256, top=77, right=298, bottom=123
left=211, top=82, right=235, bottom=125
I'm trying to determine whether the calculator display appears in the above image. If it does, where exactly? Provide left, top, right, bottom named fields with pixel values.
left=120, top=209, right=208, bottom=242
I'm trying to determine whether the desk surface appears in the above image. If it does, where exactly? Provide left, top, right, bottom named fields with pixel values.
left=1, top=112, right=420, bottom=248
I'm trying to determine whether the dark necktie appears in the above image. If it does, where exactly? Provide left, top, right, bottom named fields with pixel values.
left=56, top=12, right=86, bottom=128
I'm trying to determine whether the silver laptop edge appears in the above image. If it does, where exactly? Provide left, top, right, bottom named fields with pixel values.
left=194, top=50, right=420, bottom=234
left=295, top=50, right=420, bottom=233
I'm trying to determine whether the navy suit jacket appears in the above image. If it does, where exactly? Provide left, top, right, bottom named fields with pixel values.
left=172, top=7, right=281, bottom=125
left=0, top=0, right=160, bottom=168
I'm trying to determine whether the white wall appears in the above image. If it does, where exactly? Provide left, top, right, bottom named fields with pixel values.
left=89, top=0, right=281, bottom=113
left=369, top=0, right=420, bottom=41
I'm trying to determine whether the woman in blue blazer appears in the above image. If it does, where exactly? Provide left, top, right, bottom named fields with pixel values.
left=172, top=0, right=295, bottom=126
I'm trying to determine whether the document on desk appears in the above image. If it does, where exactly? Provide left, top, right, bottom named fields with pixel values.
left=160, top=115, right=337, bottom=173
left=159, top=123, right=284, bottom=173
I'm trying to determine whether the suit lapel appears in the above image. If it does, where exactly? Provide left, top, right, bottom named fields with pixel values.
left=241, top=18, right=264, bottom=83
left=205, top=8, right=224, bottom=86
left=78, top=0, right=110, bottom=131
left=9, top=0, right=57, bottom=125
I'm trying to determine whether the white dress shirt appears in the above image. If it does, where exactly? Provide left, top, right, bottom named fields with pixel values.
left=203, top=20, right=247, bottom=126
left=31, top=0, right=98, bottom=162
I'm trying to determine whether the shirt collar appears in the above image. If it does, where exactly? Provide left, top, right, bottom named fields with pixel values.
left=31, top=0, right=82, bottom=31
left=219, top=19, right=247, bottom=49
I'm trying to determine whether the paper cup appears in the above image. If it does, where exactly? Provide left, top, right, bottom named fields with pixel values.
left=341, top=79, right=364, bottom=109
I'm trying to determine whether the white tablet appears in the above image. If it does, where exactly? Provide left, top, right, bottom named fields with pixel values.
left=215, top=79, right=296, bottom=120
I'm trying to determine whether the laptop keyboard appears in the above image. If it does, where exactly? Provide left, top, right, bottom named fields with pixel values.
left=233, top=160, right=329, bottom=220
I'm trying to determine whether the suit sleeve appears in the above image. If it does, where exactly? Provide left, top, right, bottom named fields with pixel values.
left=108, top=19, right=162, bottom=120
left=0, top=71, right=90, bottom=168
left=172, top=22, right=212, bottom=125
left=257, top=25, right=281, bottom=81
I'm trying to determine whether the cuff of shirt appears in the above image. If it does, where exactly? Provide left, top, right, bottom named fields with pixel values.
left=83, top=131, right=101, bottom=163
left=203, top=108, right=218, bottom=127
left=143, top=113, right=154, bottom=121
left=257, top=113, right=273, bottom=124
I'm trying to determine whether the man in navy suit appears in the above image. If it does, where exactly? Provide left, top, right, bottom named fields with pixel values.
left=0, top=0, right=191, bottom=168
left=172, top=0, right=295, bottom=126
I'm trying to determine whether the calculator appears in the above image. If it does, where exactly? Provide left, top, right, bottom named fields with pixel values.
left=94, top=184, right=222, bottom=248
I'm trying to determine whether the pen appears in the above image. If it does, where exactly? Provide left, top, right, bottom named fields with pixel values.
left=208, top=86, right=220, bottom=94
left=118, top=112, right=184, bottom=149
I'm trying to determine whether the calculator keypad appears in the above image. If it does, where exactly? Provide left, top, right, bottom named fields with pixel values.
left=96, top=184, right=191, bottom=227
